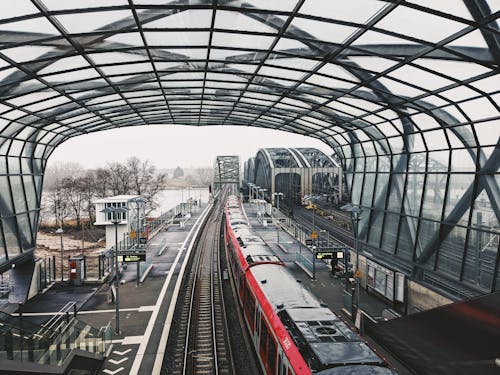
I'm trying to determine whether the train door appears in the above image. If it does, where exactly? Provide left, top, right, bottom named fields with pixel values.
left=259, top=315, right=278, bottom=375
left=277, top=348, right=291, bottom=375
left=255, top=308, right=261, bottom=347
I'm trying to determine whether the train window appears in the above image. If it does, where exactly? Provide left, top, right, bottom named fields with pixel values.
left=267, top=334, right=277, bottom=373
left=260, top=319, right=268, bottom=356
left=244, top=289, right=255, bottom=331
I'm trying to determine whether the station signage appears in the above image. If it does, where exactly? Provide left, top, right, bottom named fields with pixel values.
left=305, top=239, right=313, bottom=246
left=117, top=250, right=147, bottom=263
left=315, top=252, right=334, bottom=260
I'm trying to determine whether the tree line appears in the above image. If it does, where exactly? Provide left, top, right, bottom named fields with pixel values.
left=43, top=157, right=167, bottom=228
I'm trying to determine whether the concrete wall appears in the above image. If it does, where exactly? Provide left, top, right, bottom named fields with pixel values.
left=407, top=280, right=453, bottom=314
left=105, top=224, right=129, bottom=250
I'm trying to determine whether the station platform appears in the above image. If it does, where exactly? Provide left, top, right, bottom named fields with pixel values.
left=243, top=203, right=412, bottom=374
left=8, top=203, right=212, bottom=375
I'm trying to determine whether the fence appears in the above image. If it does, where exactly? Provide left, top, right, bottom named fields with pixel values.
left=33, top=201, right=188, bottom=289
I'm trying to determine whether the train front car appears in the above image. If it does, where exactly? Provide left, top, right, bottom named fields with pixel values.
left=224, top=195, right=396, bottom=375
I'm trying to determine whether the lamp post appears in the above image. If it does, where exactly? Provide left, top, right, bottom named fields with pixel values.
left=341, top=203, right=362, bottom=312
left=273, top=192, right=284, bottom=211
left=312, top=245, right=317, bottom=281
left=248, top=183, right=254, bottom=200
left=101, top=206, right=129, bottom=335
left=259, top=188, right=266, bottom=202
left=55, top=227, right=64, bottom=282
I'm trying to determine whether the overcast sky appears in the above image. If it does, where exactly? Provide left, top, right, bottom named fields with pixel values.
left=47, top=125, right=333, bottom=169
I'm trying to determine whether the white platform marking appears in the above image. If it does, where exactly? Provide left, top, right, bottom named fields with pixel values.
left=103, top=368, right=124, bottom=375
left=113, top=349, right=132, bottom=356
left=122, top=336, right=143, bottom=345
left=109, top=358, right=128, bottom=365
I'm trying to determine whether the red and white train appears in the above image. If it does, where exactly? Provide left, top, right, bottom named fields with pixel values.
left=225, top=195, right=396, bottom=375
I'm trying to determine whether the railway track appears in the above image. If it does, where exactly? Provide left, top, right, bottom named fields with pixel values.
left=169, top=191, right=234, bottom=375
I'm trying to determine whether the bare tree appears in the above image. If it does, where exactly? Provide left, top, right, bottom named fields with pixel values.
left=106, top=162, right=131, bottom=195
left=42, top=157, right=168, bottom=223
left=46, top=183, right=70, bottom=227
left=126, top=157, right=167, bottom=213
left=61, top=176, right=85, bottom=228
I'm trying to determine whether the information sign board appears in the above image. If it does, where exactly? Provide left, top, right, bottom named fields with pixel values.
left=117, top=250, right=146, bottom=263
left=315, top=251, right=334, bottom=259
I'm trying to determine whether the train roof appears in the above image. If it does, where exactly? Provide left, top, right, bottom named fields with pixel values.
left=284, top=308, right=385, bottom=369
left=251, top=265, right=321, bottom=310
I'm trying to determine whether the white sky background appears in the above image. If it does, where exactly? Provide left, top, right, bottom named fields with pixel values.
left=47, top=125, right=334, bottom=169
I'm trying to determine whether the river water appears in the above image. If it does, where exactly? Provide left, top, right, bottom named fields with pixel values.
left=151, top=187, right=210, bottom=217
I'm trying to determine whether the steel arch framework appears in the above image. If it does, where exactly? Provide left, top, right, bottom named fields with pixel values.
left=0, top=1, right=498, bottom=294
left=247, top=147, right=342, bottom=204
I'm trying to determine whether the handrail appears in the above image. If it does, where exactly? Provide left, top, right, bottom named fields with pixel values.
left=41, top=301, right=77, bottom=335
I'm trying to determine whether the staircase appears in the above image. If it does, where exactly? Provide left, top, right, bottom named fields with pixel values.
left=0, top=302, right=110, bottom=374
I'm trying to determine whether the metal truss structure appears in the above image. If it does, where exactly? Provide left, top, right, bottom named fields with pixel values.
left=0, top=1, right=498, bottom=295
left=245, top=147, right=341, bottom=206
left=213, top=155, right=240, bottom=193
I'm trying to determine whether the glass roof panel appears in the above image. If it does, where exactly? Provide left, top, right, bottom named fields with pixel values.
left=43, top=0, right=128, bottom=11
left=106, top=31, right=145, bottom=47
left=459, top=96, right=498, bottom=121
left=37, top=55, right=91, bottom=75
left=414, top=59, right=492, bottom=80
left=0, top=1, right=40, bottom=19
left=214, top=10, right=278, bottom=34
left=0, top=16, right=60, bottom=34
left=55, top=10, right=134, bottom=34
left=239, top=0, right=298, bottom=12
left=259, top=65, right=305, bottom=81
left=388, top=64, right=455, bottom=90
left=406, top=0, right=473, bottom=21
left=212, top=32, right=275, bottom=50
left=145, top=31, right=210, bottom=46
left=353, top=30, right=416, bottom=45
left=143, top=9, right=212, bottom=29
left=446, top=29, right=489, bottom=48
left=376, top=5, right=467, bottom=43
left=287, top=17, right=358, bottom=44
left=2, top=46, right=56, bottom=64
left=300, top=0, right=387, bottom=24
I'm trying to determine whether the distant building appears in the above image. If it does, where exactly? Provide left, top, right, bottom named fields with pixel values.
left=173, top=166, right=184, bottom=179
left=93, top=195, right=146, bottom=250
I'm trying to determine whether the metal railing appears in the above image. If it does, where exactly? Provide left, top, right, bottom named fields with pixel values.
left=0, top=303, right=107, bottom=365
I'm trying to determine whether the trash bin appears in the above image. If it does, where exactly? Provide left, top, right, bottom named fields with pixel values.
left=69, top=256, right=85, bottom=286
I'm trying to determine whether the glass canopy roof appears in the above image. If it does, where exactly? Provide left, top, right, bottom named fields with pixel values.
left=0, top=1, right=498, bottom=294
left=0, top=0, right=497, bottom=157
